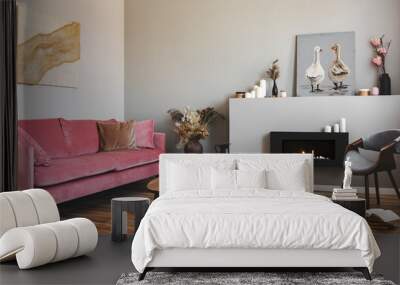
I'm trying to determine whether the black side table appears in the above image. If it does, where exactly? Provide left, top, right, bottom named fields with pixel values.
left=111, top=197, right=150, bottom=241
left=332, top=198, right=366, bottom=218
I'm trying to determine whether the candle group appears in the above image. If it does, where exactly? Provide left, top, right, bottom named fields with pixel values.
left=243, top=79, right=267, bottom=98
left=324, top=118, right=347, bottom=133
left=241, top=79, right=287, bottom=98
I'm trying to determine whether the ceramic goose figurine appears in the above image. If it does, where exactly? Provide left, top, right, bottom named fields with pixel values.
left=328, top=43, right=350, bottom=90
left=306, top=46, right=325, bottom=92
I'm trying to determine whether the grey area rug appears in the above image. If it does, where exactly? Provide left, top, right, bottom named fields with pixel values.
left=116, top=272, right=395, bottom=285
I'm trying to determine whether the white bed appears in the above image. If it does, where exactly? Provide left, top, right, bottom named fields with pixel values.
left=131, top=154, right=380, bottom=280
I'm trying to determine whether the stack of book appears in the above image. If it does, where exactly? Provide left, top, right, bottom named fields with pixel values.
left=332, top=188, right=358, bottom=200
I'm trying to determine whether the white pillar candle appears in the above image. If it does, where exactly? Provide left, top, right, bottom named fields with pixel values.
left=260, top=80, right=267, bottom=98
left=255, top=86, right=263, bottom=98
left=280, top=91, right=287, bottom=98
left=324, top=125, right=332, bottom=133
left=339, top=118, right=346, bottom=133
left=250, top=90, right=256, bottom=98
left=245, top=92, right=251, bottom=98
left=334, top=123, right=340, bottom=133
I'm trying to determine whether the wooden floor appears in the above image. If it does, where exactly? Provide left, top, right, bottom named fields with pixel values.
left=59, top=179, right=156, bottom=235
left=59, top=179, right=400, bottom=235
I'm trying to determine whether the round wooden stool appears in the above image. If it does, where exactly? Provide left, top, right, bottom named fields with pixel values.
left=111, top=197, right=150, bottom=242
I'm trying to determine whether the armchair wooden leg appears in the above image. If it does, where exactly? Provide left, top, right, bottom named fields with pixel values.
left=387, top=171, right=400, bottom=199
left=374, top=172, right=380, bottom=205
left=364, top=175, right=370, bottom=209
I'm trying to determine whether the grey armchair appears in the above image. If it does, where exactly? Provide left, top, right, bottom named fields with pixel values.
left=344, top=130, right=400, bottom=209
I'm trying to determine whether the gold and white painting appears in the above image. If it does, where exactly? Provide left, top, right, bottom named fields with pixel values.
left=17, top=4, right=80, bottom=88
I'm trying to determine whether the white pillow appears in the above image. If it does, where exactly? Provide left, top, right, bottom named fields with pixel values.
left=266, top=163, right=307, bottom=191
left=237, top=158, right=310, bottom=191
left=211, top=168, right=237, bottom=190
left=236, top=169, right=267, bottom=189
left=167, top=162, right=212, bottom=191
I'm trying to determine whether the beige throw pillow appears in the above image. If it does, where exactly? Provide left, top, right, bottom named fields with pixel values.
left=97, top=121, right=136, bottom=151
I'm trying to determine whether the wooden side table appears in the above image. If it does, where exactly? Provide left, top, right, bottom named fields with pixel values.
left=332, top=198, right=366, bottom=218
left=147, top=178, right=159, bottom=199
left=111, top=197, right=150, bottom=241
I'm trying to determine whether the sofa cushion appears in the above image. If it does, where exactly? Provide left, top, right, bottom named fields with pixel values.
left=97, top=121, right=136, bottom=152
left=60, top=119, right=117, bottom=157
left=35, top=152, right=118, bottom=187
left=19, top=119, right=69, bottom=159
left=60, top=119, right=99, bottom=156
left=110, top=148, right=162, bottom=171
left=18, top=127, right=51, bottom=166
left=134, top=120, right=155, bottom=149
left=35, top=149, right=161, bottom=187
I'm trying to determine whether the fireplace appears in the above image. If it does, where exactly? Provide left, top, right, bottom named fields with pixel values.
left=270, top=132, right=349, bottom=167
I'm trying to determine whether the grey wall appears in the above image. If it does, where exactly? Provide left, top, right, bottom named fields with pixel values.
left=125, top=0, right=400, bottom=152
left=17, top=0, right=125, bottom=120
left=229, top=96, right=400, bottom=188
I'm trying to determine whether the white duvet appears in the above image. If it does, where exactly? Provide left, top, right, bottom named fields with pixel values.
left=131, top=190, right=380, bottom=273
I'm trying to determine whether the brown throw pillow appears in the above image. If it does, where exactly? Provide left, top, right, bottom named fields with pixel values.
left=97, top=121, right=136, bottom=151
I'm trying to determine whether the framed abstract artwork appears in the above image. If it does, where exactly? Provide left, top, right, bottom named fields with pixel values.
left=16, top=4, right=80, bottom=88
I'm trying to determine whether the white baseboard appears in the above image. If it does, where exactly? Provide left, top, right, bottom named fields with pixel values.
left=315, top=184, right=397, bottom=195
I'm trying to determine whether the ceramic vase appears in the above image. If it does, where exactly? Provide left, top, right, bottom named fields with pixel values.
left=379, top=73, right=391, bottom=95
left=272, top=80, right=278, bottom=97
left=184, top=140, right=203, bottom=153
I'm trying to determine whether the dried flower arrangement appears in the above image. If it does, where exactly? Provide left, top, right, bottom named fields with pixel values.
left=168, top=107, right=224, bottom=149
left=266, top=59, right=280, bottom=80
left=370, top=35, right=391, bottom=74
left=266, top=59, right=280, bottom=96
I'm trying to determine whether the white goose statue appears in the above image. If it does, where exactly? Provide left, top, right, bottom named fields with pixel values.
left=328, top=43, right=350, bottom=90
left=305, top=46, right=325, bottom=92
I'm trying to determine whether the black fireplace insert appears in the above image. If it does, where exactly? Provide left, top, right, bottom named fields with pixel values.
left=270, top=132, right=349, bottom=167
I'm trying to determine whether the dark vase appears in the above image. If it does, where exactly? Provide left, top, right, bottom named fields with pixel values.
left=184, top=140, right=203, bottom=153
left=272, top=80, right=278, bottom=97
left=379, top=73, right=391, bottom=95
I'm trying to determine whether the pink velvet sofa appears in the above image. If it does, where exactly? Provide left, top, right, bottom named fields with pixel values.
left=17, top=118, right=165, bottom=203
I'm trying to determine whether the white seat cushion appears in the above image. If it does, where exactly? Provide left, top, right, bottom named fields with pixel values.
left=42, top=221, right=79, bottom=262
left=0, top=189, right=59, bottom=237
left=0, top=196, right=17, bottom=237
left=24, top=189, right=60, bottom=223
left=1, top=191, right=39, bottom=227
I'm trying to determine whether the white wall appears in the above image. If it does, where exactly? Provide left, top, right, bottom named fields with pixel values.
left=124, top=0, right=400, bottom=152
left=17, top=0, right=125, bottom=120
